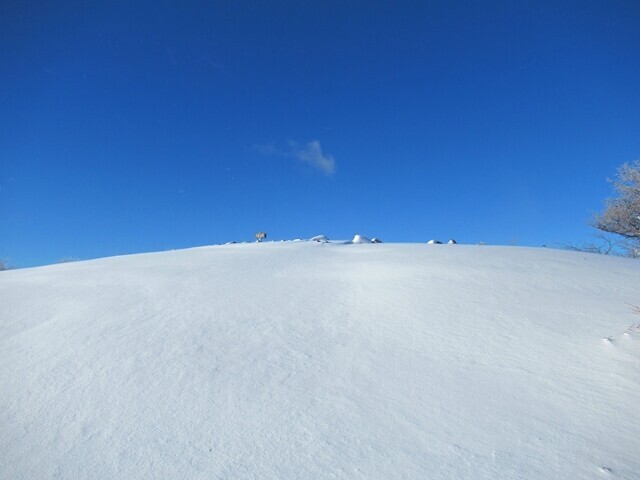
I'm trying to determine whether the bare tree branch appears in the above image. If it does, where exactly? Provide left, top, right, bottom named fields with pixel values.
left=594, top=161, right=640, bottom=244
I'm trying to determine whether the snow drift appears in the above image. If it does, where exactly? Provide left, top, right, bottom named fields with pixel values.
left=1, top=242, right=639, bottom=479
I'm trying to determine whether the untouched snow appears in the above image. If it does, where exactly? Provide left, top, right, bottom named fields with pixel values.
left=1, top=242, right=639, bottom=479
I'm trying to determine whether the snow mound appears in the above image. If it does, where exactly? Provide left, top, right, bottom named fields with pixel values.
left=309, top=235, right=329, bottom=243
left=1, top=243, right=639, bottom=479
left=351, top=234, right=372, bottom=243
left=371, top=237, right=382, bottom=243
left=447, top=239, right=457, bottom=244
left=427, top=239, right=443, bottom=244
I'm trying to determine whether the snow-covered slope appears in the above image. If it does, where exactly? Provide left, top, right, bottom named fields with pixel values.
left=1, top=242, right=639, bottom=479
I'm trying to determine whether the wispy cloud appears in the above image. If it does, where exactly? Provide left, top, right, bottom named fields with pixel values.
left=253, top=140, right=336, bottom=176
left=288, top=140, right=335, bottom=175
left=252, top=142, right=280, bottom=156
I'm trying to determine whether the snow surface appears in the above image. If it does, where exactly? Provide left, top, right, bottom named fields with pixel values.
left=1, top=242, right=639, bottom=479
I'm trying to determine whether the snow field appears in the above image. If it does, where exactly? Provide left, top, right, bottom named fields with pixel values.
left=1, top=242, right=639, bottom=479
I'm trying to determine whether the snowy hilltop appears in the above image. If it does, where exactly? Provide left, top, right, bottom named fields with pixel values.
left=1, top=242, right=639, bottom=479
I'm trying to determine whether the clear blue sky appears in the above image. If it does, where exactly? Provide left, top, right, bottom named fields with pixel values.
left=2, top=1, right=639, bottom=267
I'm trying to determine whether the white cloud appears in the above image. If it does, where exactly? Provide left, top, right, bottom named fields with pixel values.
left=253, top=140, right=336, bottom=176
left=289, top=140, right=336, bottom=175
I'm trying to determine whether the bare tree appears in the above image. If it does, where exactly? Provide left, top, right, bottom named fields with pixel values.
left=561, top=233, right=617, bottom=255
left=594, top=161, right=640, bottom=256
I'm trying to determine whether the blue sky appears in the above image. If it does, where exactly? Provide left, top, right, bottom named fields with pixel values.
left=2, top=1, right=639, bottom=267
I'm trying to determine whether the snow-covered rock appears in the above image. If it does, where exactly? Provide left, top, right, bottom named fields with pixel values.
left=427, top=239, right=443, bottom=244
left=447, top=239, right=457, bottom=244
left=351, top=234, right=372, bottom=244
left=371, top=237, right=382, bottom=243
left=309, top=235, right=330, bottom=243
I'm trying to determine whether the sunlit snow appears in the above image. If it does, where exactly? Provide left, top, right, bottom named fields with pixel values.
left=1, top=241, right=639, bottom=479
